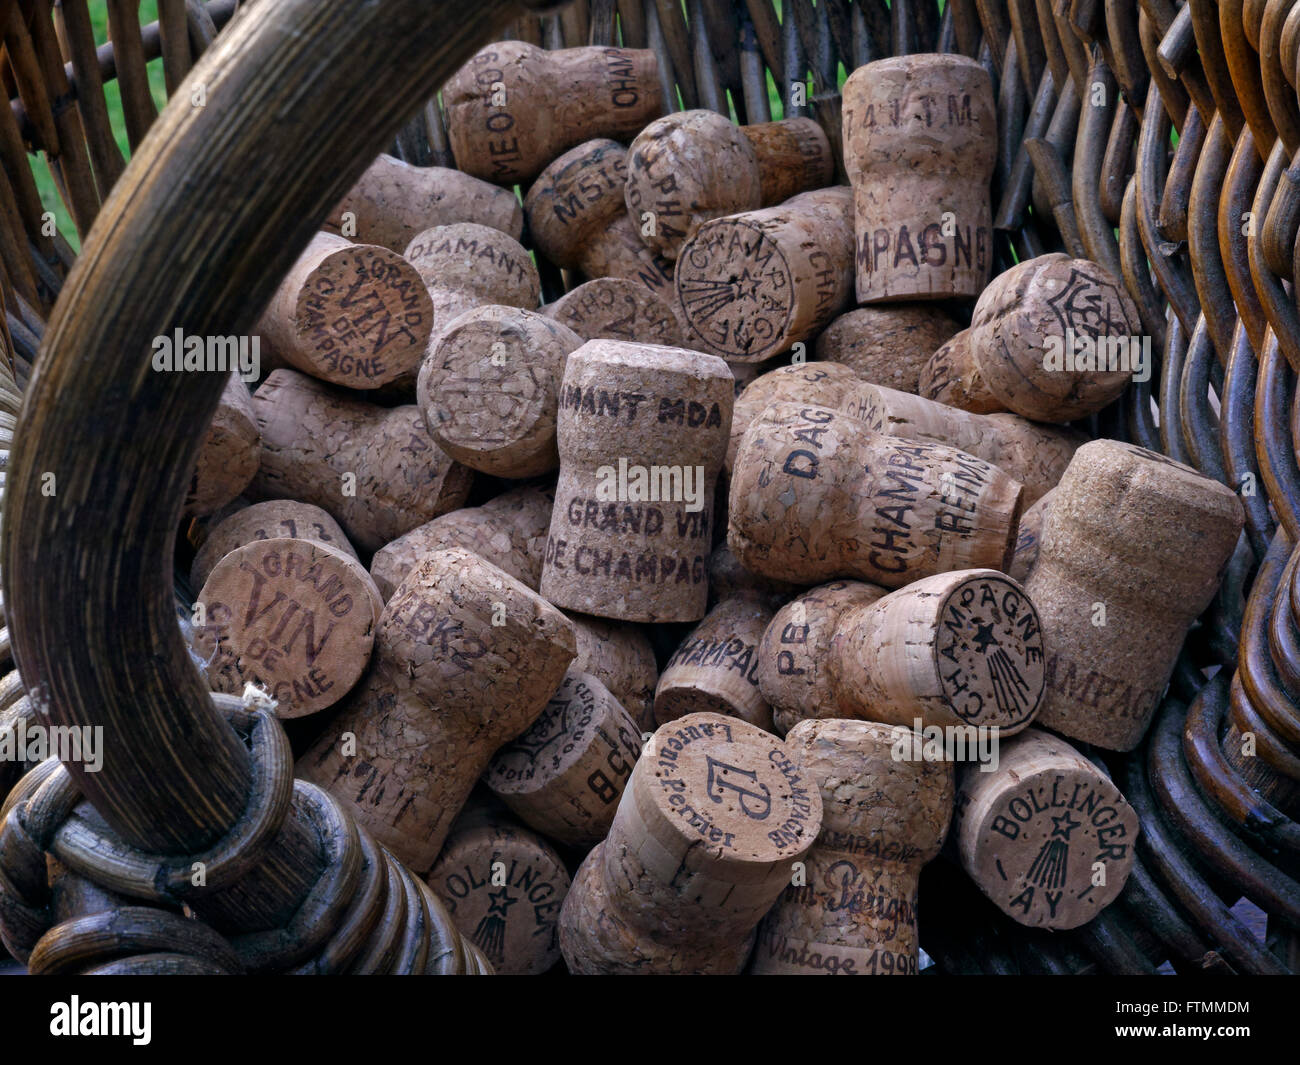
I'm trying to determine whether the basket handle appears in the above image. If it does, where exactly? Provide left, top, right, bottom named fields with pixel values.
left=2, top=0, right=529, bottom=859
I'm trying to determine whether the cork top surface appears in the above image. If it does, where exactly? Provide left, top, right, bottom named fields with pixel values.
left=486, top=670, right=612, bottom=792
left=641, top=712, right=823, bottom=865
left=289, top=240, right=433, bottom=387
left=194, top=537, right=381, bottom=718
left=957, top=728, right=1139, bottom=928
left=932, top=571, right=1045, bottom=730
left=565, top=338, right=733, bottom=380
left=1064, top=440, right=1245, bottom=518
left=544, top=278, right=682, bottom=345
left=419, top=305, right=581, bottom=459
left=676, top=218, right=795, bottom=361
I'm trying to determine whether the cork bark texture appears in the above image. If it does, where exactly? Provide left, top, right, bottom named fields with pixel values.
left=815, top=305, right=961, bottom=392
left=965, top=255, right=1143, bottom=422
left=741, top=118, right=835, bottom=207
left=444, top=43, right=664, bottom=185
left=654, top=593, right=775, bottom=731
left=675, top=187, right=856, bottom=363
left=1025, top=441, right=1243, bottom=750
left=726, top=361, right=860, bottom=473
left=569, top=614, right=659, bottom=733
left=257, top=232, right=434, bottom=390
left=843, top=54, right=996, bottom=302
left=624, top=110, right=763, bottom=261
left=299, top=548, right=576, bottom=873
left=828, top=568, right=1046, bottom=733
left=327, top=153, right=524, bottom=252
left=525, top=140, right=683, bottom=331
left=184, top=373, right=259, bottom=518
left=540, top=340, right=733, bottom=622
left=487, top=668, right=643, bottom=847
left=418, top=306, right=582, bottom=478
left=757, top=581, right=889, bottom=736
left=842, top=382, right=1084, bottom=505
left=955, top=728, right=1139, bottom=929
left=249, top=368, right=474, bottom=554
left=752, top=719, right=953, bottom=974
left=191, top=500, right=354, bottom=591
left=543, top=278, right=683, bottom=347
left=404, top=223, right=541, bottom=340
left=370, top=483, right=554, bottom=601
left=727, top=403, right=1023, bottom=586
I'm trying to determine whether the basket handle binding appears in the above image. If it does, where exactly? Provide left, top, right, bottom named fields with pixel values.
left=1, top=0, right=540, bottom=931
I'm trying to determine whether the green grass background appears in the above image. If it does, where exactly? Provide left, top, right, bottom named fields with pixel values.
left=32, top=1, right=169, bottom=251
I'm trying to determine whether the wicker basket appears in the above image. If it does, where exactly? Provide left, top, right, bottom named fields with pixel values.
left=0, top=0, right=1294, bottom=975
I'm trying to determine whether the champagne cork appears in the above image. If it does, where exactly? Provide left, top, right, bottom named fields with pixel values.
left=192, top=538, right=382, bottom=718
left=624, top=111, right=833, bottom=261
left=918, top=328, right=1004, bottom=413
left=815, top=305, right=962, bottom=392
left=568, top=614, right=658, bottom=733
left=725, top=361, right=860, bottom=473
left=184, top=373, right=259, bottom=518
left=558, top=712, right=823, bottom=973
left=1025, top=441, right=1244, bottom=750
left=542, top=278, right=682, bottom=347
left=539, top=341, right=733, bottom=623
left=426, top=812, right=569, bottom=975
left=299, top=548, right=576, bottom=872
left=256, top=232, right=433, bottom=389
left=741, top=119, right=838, bottom=211
left=843, top=382, right=1084, bottom=505
left=1008, top=488, right=1054, bottom=584
left=417, top=306, right=582, bottom=478
left=486, top=667, right=644, bottom=848
left=675, top=187, right=856, bottom=363
left=728, top=402, right=1023, bottom=587
left=327, top=153, right=524, bottom=252
left=752, top=719, right=953, bottom=975
left=949, top=254, right=1146, bottom=422
left=249, top=368, right=473, bottom=554
left=561, top=844, right=757, bottom=974
left=955, top=728, right=1139, bottom=929
left=524, top=140, right=679, bottom=323
left=828, top=568, right=1046, bottom=734
left=654, top=594, right=775, bottom=732
left=190, top=499, right=354, bottom=590
left=843, top=55, right=996, bottom=302
left=404, top=224, right=540, bottom=335
left=369, top=483, right=553, bottom=600
left=444, top=43, right=664, bottom=185
left=756, top=581, right=888, bottom=736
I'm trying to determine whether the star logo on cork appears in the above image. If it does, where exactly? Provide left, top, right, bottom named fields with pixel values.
left=486, top=887, right=518, bottom=918
left=1050, top=810, right=1080, bottom=841
left=936, top=575, right=1045, bottom=728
